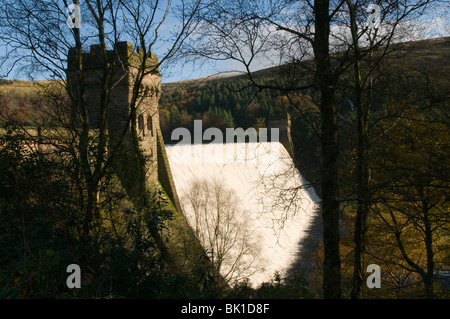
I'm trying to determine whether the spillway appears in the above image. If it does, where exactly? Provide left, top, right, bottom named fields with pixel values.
left=165, top=142, right=320, bottom=287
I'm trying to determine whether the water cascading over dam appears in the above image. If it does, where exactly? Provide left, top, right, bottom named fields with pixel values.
left=165, top=141, right=320, bottom=287
left=66, top=41, right=322, bottom=283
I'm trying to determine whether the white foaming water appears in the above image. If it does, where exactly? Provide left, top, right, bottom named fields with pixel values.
left=165, top=142, right=320, bottom=287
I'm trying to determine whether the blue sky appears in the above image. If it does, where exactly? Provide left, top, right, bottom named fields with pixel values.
left=0, top=0, right=448, bottom=83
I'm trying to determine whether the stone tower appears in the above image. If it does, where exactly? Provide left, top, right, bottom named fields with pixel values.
left=268, top=113, right=294, bottom=157
left=66, top=41, right=161, bottom=196
left=66, top=42, right=220, bottom=282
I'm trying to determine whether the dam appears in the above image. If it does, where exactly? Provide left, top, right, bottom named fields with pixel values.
left=166, top=142, right=320, bottom=287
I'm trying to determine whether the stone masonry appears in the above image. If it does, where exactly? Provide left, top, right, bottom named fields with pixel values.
left=66, top=41, right=161, bottom=196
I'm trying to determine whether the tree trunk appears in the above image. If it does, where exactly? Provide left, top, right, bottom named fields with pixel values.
left=83, top=183, right=99, bottom=239
left=351, top=73, right=370, bottom=299
left=348, top=1, right=370, bottom=299
left=314, top=0, right=342, bottom=299
left=422, top=197, right=435, bottom=298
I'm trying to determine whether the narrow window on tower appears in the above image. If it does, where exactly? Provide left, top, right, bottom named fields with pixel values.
left=138, top=114, right=145, bottom=136
left=147, top=115, right=153, bottom=136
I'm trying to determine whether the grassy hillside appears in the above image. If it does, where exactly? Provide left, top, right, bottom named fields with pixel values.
left=0, top=79, right=61, bottom=94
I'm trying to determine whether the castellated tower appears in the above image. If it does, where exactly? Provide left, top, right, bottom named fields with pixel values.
left=66, top=41, right=161, bottom=196
left=66, top=42, right=222, bottom=281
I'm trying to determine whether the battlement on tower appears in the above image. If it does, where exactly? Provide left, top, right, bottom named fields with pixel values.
left=67, top=41, right=160, bottom=74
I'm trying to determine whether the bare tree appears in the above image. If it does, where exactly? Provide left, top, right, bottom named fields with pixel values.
left=369, top=114, right=450, bottom=298
left=183, top=178, right=260, bottom=285
left=183, top=0, right=444, bottom=298
left=340, top=0, right=446, bottom=299
left=365, top=44, right=450, bottom=297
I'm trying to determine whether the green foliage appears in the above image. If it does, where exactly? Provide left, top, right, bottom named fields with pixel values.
left=159, top=78, right=288, bottom=142
left=337, top=41, right=450, bottom=298
left=0, top=122, right=74, bottom=297
left=226, top=273, right=314, bottom=299
left=0, top=79, right=13, bottom=85
left=0, top=122, right=217, bottom=298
